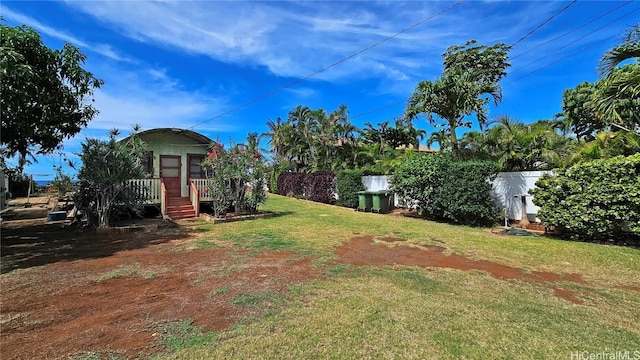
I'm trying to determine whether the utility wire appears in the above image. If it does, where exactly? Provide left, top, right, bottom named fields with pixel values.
left=511, top=0, right=633, bottom=60
left=349, top=1, right=587, bottom=122
left=505, top=33, right=620, bottom=85
left=188, top=0, right=467, bottom=130
left=351, top=99, right=407, bottom=119
left=509, top=6, right=640, bottom=76
left=510, top=0, right=578, bottom=47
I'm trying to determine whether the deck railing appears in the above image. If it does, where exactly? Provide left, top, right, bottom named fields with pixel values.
left=189, top=180, right=200, bottom=217
left=191, top=178, right=215, bottom=202
left=160, top=179, right=167, bottom=217
left=126, top=178, right=161, bottom=204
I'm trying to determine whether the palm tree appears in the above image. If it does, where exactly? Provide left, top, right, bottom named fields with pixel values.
left=598, top=23, right=639, bottom=77
left=426, top=129, right=451, bottom=150
left=263, top=117, right=288, bottom=162
left=595, top=23, right=639, bottom=131
left=483, top=116, right=574, bottom=171
left=288, top=105, right=316, bottom=171
left=405, top=69, right=501, bottom=158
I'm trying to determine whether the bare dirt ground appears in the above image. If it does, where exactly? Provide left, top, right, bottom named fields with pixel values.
left=3, top=221, right=637, bottom=359
left=1, top=220, right=324, bottom=359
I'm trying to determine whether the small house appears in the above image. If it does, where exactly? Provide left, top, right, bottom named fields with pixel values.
left=126, top=128, right=215, bottom=219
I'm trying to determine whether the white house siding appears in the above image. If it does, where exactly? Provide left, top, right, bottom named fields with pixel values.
left=139, top=131, right=210, bottom=198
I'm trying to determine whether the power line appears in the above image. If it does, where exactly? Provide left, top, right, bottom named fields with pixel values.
left=188, top=0, right=467, bottom=130
left=505, top=33, right=620, bottom=85
left=511, top=0, right=633, bottom=60
left=343, top=1, right=588, bottom=123
left=509, top=6, right=640, bottom=76
left=510, top=0, right=578, bottom=47
left=351, top=100, right=406, bottom=119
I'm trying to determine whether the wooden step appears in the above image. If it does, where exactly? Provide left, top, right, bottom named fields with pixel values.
left=165, top=197, right=197, bottom=219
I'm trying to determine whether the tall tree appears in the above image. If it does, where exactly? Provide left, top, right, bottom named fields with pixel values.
left=1, top=23, right=104, bottom=171
left=74, top=128, right=147, bottom=228
left=558, top=82, right=605, bottom=140
left=406, top=69, right=502, bottom=157
left=406, top=41, right=510, bottom=158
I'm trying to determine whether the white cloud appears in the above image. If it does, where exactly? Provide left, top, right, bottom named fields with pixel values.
left=59, top=0, right=576, bottom=93
left=84, top=63, right=233, bottom=134
left=1, top=6, right=136, bottom=63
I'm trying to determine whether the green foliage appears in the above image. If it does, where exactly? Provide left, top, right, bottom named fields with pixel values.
left=263, top=104, right=355, bottom=173
left=6, top=171, right=36, bottom=197
left=406, top=40, right=511, bottom=158
left=390, top=152, right=451, bottom=213
left=233, top=291, right=284, bottom=307
left=336, top=169, right=365, bottom=208
left=466, top=117, right=576, bottom=171
left=432, top=161, right=500, bottom=226
left=155, top=319, right=217, bottom=353
left=443, top=40, right=511, bottom=85
left=531, top=154, right=640, bottom=242
left=1, top=23, right=103, bottom=171
left=360, top=118, right=425, bottom=149
left=558, top=82, right=605, bottom=140
left=202, top=141, right=267, bottom=215
left=50, top=166, right=73, bottom=196
left=74, top=128, right=147, bottom=227
left=390, top=153, right=499, bottom=226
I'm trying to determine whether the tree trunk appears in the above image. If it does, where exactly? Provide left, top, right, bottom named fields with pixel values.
left=449, top=120, right=460, bottom=160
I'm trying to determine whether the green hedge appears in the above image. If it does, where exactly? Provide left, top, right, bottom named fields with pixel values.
left=531, top=154, right=640, bottom=243
left=390, top=153, right=499, bottom=226
left=336, top=170, right=365, bottom=208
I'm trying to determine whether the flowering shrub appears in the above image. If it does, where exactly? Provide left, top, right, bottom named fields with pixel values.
left=202, top=141, right=267, bottom=215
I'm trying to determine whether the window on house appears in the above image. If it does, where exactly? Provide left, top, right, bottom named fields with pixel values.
left=188, top=155, right=205, bottom=180
left=142, top=152, right=153, bottom=177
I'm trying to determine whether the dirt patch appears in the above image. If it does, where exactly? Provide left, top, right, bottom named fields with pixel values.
left=552, top=288, right=584, bottom=305
left=335, top=236, right=595, bottom=303
left=336, top=236, right=586, bottom=284
left=379, top=236, right=406, bottom=243
left=1, top=221, right=324, bottom=359
left=615, top=284, right=640, bottom=292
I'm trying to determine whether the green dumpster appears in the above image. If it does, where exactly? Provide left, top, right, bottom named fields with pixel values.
left=357, top=191, right=373, bottom=212
left=371, top=190, right=392, bottom=214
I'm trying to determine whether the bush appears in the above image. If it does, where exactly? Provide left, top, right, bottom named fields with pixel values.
left=303, top=171, right=336, bottom=204
left=390, top=152, right=451, bottom=213
left=531, top=154, right=640, bottom=243
left=277, top=172, right=305, bottom=197
left=336, top=169, right=365, bottom=208
left=390, top=153, right=499, bottom=226
left=6, top=170, right=37, bottom=197
left=432, top=161, right=500, bottom=226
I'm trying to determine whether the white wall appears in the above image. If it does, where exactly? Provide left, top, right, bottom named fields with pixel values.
left=361, top=175, right=400, bottom=207
left=491, top=171, right=550, bottom=221
left=362, top=171, right=550, bottom=220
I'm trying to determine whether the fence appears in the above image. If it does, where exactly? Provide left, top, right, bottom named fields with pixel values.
left=361, top=171, right=550, bottom=221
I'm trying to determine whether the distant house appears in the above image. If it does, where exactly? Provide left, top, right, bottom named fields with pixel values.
left=126, top=128, right=215, bottom=219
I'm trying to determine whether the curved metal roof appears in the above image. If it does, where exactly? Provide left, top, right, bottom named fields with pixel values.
left=135, top=128, right=212, bottom=144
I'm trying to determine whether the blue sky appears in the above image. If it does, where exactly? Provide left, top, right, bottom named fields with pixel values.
left=2, top=0, right=638, bottom=181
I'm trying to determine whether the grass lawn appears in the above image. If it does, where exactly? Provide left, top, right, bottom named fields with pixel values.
left=158, top=195, right=640, bottom=359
